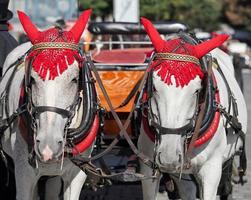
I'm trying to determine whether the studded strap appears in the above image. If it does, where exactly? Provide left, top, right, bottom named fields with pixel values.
left=155, top=52, right=200, bottom=65
left=32, top=42, right=79, bottom=51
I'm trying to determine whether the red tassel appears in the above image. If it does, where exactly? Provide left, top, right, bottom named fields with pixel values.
left=27, top=49, right=83, bottom=80
left=152, top=60, right=204, bottom=88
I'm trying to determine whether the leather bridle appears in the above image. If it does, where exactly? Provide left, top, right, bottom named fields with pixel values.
left=0, top=30, right=99, bottom=164
left=140, top=33, right=211, bottom=166
left=24, top=56, right=81, bottom=134
left=144, top=66, right=200, bottom=142
left=22, top=41, right=99, bottom=160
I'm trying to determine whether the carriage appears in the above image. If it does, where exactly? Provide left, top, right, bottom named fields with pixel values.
left=80, top=22, right=247, bottom=200
left=0, top=10, right=247, bottom=200
left=83, top=20, right=187, bottom=167
left=86, top=21, right=187, bottom=140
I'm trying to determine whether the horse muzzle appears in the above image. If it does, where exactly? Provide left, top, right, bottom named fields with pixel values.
left=34, top=140, right=64, bottom=163
left=156, top=152, right=183, bottom=172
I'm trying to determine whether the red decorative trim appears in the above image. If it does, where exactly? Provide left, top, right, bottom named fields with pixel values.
left=72, top=115, right=100, bottom=155
left=194, top=110, right=220, bottom=147
left=194, top=74, right=220, bottom=147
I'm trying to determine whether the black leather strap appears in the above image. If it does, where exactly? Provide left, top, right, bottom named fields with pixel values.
left=32, top=106, right=72, bottom=118
left=150, top=120, right=193, bottom=136
left=114, top=76, right=143, bottom=110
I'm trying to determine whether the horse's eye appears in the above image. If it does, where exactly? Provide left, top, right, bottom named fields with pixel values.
left=71, top=78, right=78, bottom=83
left=30, top=77, right=35, bottom=84
left=194, top=89, right=200, bottom=94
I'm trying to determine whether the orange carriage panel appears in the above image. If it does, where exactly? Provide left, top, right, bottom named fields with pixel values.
left=95, top=71, right=144, bottom=136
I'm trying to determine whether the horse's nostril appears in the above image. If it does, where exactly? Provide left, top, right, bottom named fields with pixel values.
left=178, top=154, right=182, bottom=163
left=158, top=152, right=163, bottom=165
left=36, top=139, right=40, bottom=143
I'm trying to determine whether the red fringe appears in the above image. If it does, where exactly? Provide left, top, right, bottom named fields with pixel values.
left=152, top=60, right=204, bottom=87
left=26, top=28, right=83, bottom=81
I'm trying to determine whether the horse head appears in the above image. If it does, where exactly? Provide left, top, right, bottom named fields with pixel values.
left=18, top=10, right=93, bottom=163
left=141, top=18, right=228, bottom=172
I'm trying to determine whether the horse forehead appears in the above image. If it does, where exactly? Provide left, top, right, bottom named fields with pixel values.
left=153, top=73, right=201, bottom=93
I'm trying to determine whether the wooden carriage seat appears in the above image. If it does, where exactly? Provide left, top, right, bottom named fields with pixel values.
left=92, top=48, right=152, bottom=112
left=92, top=48, right=152, bottom=64
left=92, top=48, right=153, bottom=136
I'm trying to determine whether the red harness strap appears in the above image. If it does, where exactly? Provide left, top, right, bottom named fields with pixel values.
left=71, top=115, right=99, bottom=155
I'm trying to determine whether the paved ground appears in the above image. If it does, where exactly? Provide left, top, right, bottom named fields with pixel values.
left=80, top=72, right=251, bottom=200
left=231, top=71, right=251, bottom=200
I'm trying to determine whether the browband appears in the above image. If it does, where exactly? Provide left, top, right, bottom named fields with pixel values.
left=155, top=52, right=200, bottom=65
left=31, top=42, right=79, bottom=51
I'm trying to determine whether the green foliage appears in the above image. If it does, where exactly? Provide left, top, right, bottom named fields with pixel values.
left=140, top=0, right=223, bottom=31
left=223, top=0, right=251, bottom=32
left=78, top=0, right=251, bottom=32
left=79, top=0, right=112, bottom=19
left=243, top=9, right=251, bottom=32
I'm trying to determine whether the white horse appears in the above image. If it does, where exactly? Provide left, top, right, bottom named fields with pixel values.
left=138, top=18, right=247, bottom=200
left=0, top=10, right=100, bottom=200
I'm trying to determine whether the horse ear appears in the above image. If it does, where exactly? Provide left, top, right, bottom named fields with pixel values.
left=70, top=9, right=92, bottom=43
left=141, top=17, right=164, bottom=52
left=194, top=34, right=229, bottom=58
left=17, top=10, right=40, bottom=43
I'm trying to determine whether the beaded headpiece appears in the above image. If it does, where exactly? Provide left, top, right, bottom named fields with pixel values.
left=141, top=17, right=229, bottom=87
left=18, top=10, right=92, bottom=80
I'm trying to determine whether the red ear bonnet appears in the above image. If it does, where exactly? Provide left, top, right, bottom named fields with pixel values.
left=18, top=9, right=92, bottom=44
left=17, top=10, right=92, bottom=80
left=141, top=17, right=164, bottom=52
left=194, top=34, right=229, bottom=58
left=70, top=9, right=92, bottom=43
left=140, top=17, right=229, bottom=57
left=17, top=11, right=40, bottom=43
left=140, top=17, right=229, bottom=87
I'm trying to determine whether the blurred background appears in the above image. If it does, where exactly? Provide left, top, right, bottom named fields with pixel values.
left=8, top=0, right=251, bottom=71
left=8, top=0, right=251, bottom=41
left=3, top=1, right=251, bottom=199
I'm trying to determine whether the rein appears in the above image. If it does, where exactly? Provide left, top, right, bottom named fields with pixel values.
left=0, top=51, right=31, bottom=133
left=85, top=54, right=156, bottom=168
left=185, top=55, right=213, bottom=165
left=72, top=54, right=160, bottom=185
